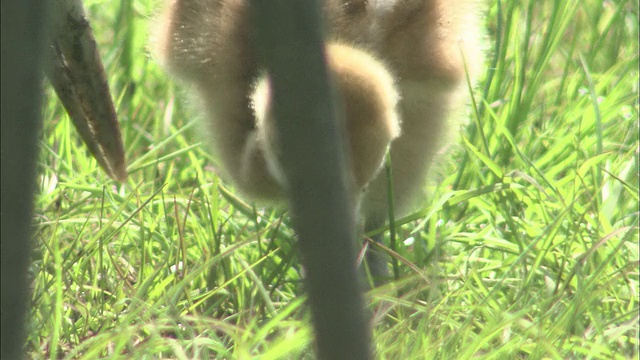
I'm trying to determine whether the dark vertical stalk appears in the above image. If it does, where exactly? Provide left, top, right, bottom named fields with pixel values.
left=1, top=1, right=50, bottom=359
left=249, top=2, right=371, bottom=359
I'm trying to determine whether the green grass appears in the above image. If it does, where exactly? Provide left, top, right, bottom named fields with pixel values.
left=29, top=0, right=638, bottom=358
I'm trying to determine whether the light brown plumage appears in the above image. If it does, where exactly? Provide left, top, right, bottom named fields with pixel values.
left=153, top=0, right=485, bottom=278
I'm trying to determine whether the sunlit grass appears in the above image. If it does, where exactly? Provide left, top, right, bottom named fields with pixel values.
left=29, top=0, right=638, bottom=359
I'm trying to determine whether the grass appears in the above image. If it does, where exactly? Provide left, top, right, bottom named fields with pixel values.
left=29, top=0, right=638, bottom=358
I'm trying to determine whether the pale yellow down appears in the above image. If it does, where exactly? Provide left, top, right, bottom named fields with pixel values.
left=153, top=0, right=486, bottom=273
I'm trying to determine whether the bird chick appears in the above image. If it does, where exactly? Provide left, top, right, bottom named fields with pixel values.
left=250, top=42, right=401, bottom=197
left=153, top=0, right=485, bottom=280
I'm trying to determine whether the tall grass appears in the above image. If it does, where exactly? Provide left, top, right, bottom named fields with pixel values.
left=29, top=0, right=638, bottom=358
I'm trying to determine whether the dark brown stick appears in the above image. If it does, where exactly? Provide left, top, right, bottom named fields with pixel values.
left=1, top=2, right=50, bottom=359
left=249, top=1, right=371, bottom=359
